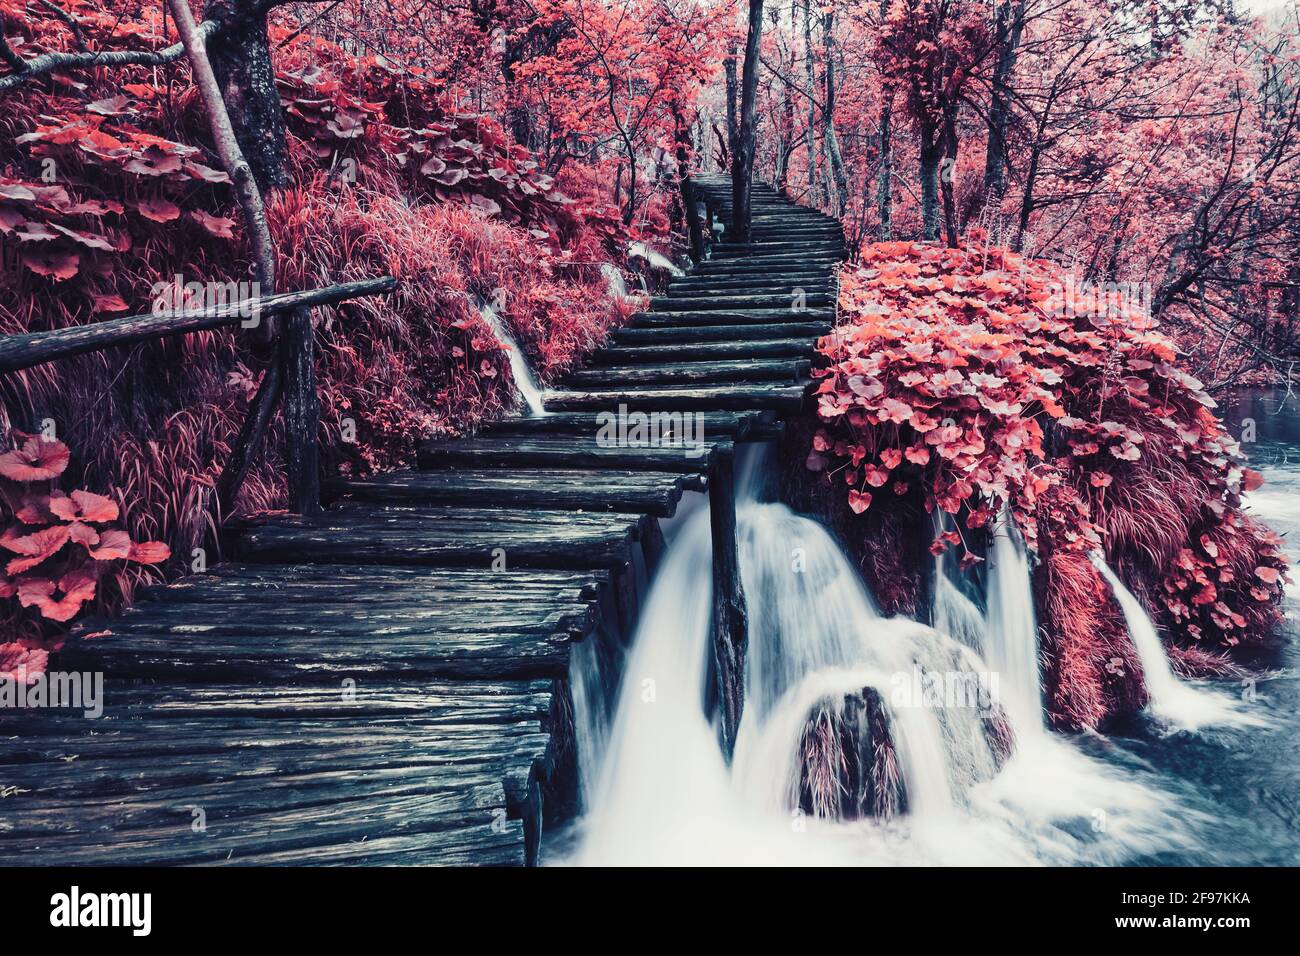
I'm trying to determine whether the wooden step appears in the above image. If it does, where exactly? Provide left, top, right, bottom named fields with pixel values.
left=329, top=468, right=696, bottom=517
left=611, top=319, right=832, bottom=343
left=236, top=506, right=649, bottom=571
left=543, top=382, right=810, bottom=413
left=590, top=336, right=817, bottom=364
left=564, top=357, right=809, bottom=388
left=416, top=435, right=723, bottom=473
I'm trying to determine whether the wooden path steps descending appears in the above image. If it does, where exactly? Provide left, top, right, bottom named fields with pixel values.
left=0, top=177, right=845, bottom=866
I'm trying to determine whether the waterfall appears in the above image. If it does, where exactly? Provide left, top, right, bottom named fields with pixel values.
left=628, top=240, right=685, bottom=278
left=475, top=297, right=547, bottom=416
left=984, top=508, right=1045, bottom=734
left=567, top=449, right=1199, bottom=865
left=930, top=512, right=988, bottom=652
left=600, top=263, right=629, bottom=300
left=1091, top=554, right=1257, bottom=731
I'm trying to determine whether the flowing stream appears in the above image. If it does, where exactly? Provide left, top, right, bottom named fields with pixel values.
left=475, top=296, right=546, bottom=416
left=562, top=444, right=1227, bottom=866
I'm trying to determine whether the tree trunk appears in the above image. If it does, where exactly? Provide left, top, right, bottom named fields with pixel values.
left=939, top=104, right=960, bottom=247
left=823, top=10, right=848, bottom=216
left=724, top=43, right=740, bottom=165
left=981, top=0, right=1024, bottom=202
left=877, top=89, right=894, bottom=240
left=731, top=0, right=765, bottom=242
left=802, top=0, right=818, bottom=199
left=919, top=123, right=941, bottom=241
left=205, top=0, right=290, bottom=192
left=672, top=103, right=705, bottom=262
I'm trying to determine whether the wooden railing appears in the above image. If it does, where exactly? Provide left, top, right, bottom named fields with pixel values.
left=0, top=275, right=397, bottom=515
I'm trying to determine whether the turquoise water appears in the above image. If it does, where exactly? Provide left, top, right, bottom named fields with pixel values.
left=1093, top=388, right=1300, bottom=865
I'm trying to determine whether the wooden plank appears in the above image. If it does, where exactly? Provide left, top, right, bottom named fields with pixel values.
left=610, top=320, right=831, bottom=344
left=590, top=337, right=816, bottom=364
left=543, top=382, right=810, bottom=413
left=563, top=358, right=809, bottom=387
left=328, top=468, right=689, bottom=516
left=235, top=507, right=643, bottom=570
left=416, top=436, right=722, bottom=473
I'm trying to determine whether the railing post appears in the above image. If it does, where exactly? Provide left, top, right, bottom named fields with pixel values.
left=709, top=444, right=748, bottom=757
left=282, top=305, right=320, bottom=514
left=682, top=178, right=705, bottom=264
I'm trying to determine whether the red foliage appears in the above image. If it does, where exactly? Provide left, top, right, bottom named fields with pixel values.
left=0, top=1, right=648, bottom=647
left=0, top=433, right=169, bottom=667
left=810, top=241, right=1288, bottom=725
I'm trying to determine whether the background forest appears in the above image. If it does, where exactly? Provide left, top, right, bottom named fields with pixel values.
left=1, top=0, right=1297, bottom=685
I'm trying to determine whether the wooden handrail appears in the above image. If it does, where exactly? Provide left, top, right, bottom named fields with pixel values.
left=0, top=277, right=396, bottom=373
left=1, top=275, right=397, bottom=516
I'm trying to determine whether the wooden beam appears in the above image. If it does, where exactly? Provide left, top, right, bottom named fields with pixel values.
left=0, top=277, right=395, bottom=373
left=708, top=446, right=748, bottom=756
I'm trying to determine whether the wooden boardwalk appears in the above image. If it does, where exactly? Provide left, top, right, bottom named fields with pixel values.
left=0, top=177, right=844, bottom=865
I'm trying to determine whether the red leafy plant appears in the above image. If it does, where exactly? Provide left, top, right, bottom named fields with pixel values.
left=809, top=241, right=1289, bottom=728
left=0, top=432, right=170, bottom=676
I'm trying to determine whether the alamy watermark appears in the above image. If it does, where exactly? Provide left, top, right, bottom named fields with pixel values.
left=150, top=274, right=262, bottom=328
left=1043, top=273, right=1152, bottom=322
left=596, top=404, right=707, bottom=458
left=890, top=667, right=1001, bottom=717
left=1, top=668, right=103, bottom=718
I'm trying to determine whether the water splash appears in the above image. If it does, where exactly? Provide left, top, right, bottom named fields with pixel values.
left=1091, top=553, right=1258, bottom=731
left=568, top=452, right=1193, bottom=865
left=475, top=296, right=546, bottom=416
left=985, top=508, right=1045, bottom=734
left=628, top=240, right=685, bottom=278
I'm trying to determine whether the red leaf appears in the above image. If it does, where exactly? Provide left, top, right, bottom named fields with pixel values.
left=2, top=524, right=71, bottom=575
left=87, top=528, right=132, bottom=561
left=134, top=198, right=181, bottom=222
left=0, top=642, right=48, bottom=682
left=20, top=247, right=80, bottom=280
left=0, top=434, right=71, bottom=481
left=128, top=540, right=171, bottom=564
left=189, top=210, right=236, bottom=238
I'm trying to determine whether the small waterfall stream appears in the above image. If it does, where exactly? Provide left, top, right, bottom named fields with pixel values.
left=568, top=447, right=1195, bottom=865
left=475, top=297, right=547, bottom=416
left=985, top=509, right=1045, bottom=735
left=1091, top=554, right=1256, bottom=730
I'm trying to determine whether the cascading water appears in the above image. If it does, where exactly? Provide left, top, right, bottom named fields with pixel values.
left=1091, top=554, right=1257, bottom=730
left=475, top=297, right=547, bottom=416
left=984, top=508, right=1045, bottom=734
left=930, top=512, right=988, bottom=652
left=568, top=447, right=1194, bottom=865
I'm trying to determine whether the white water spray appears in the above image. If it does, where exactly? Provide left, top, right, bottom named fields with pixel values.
left=985, top=508, right=1045, bottom=734
left=568, top=449, right=1193, bottom=865
left=1091, top=553, right=1255, bottom=731
left=475, top=297, right=547, bottom=416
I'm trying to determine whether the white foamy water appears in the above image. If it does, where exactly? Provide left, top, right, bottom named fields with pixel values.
left=1091, top=553, right=1258, bottom=731
left=476, top=297, right=546, bottom=416
left=566, top=454, right=1196, bottom=866
left=985, top=508, right=1045, bottom=734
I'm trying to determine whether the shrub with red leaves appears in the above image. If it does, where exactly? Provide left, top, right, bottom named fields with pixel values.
left=0, top=432, right=169, bottom=673
left=809, top=241, right=1289, bottom=728
left=0, top=1, right=648, bottom=647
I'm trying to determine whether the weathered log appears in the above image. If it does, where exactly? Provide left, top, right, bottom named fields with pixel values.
left=329, top=468, right=690, bottom=517
left=709, top=446, right=748, bottom=757
left=564, top=358, right=810, bottom=388
left=0, top=277, right=395, bottom=373
left=543, top=382, right=810, bottom=413
left=610, top=320, right=831, bottom=344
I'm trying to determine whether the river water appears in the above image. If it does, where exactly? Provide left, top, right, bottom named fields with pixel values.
left=1090, top=387, right=1300, bottom=865
left=554, top=388, right=1300, bottom=866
